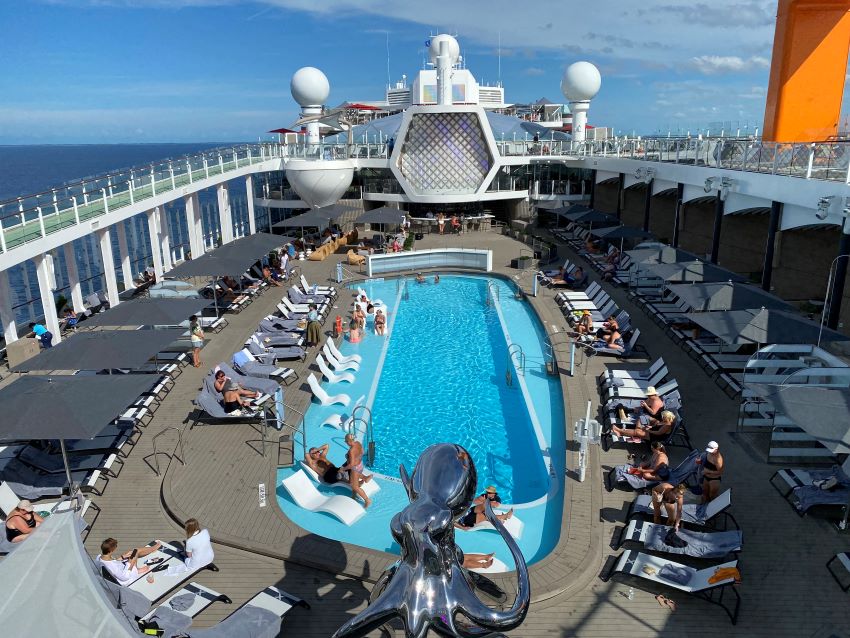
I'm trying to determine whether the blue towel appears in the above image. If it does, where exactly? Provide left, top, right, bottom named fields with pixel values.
left=658, top=563, right=692, bottom=586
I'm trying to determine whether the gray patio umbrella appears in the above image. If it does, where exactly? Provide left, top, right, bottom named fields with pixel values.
left=355, top=206, right=406, bottom=226
left=550, top=203, right=590, bottom=217
left=744, top=382, right=850, bottom=454
left=590, top=225, right=655, bottom=240
left=645, top=260, right=747, bottom=283
left=166, top=232, right=293, bottom=279
left=11, top=328, right=186, bottom=372
left=0, top=374, right=162, bottom=491
left=272, top=204, right=356, bottom=234
left=83, top=298, right=211, bottom=328
left=666, top=282, right=794, bottom=312
left=626, top=246, right=700, bottom=265
left=564, top=209, right=619, bottom=226
left=684, top=308, right=850, bottom=346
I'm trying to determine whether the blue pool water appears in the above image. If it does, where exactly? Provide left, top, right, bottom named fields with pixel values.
left=276, top=274, right=566, bottom=566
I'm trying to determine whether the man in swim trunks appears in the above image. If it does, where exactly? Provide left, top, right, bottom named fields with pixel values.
left=341, top=433, right=373, bottom=508
left=214, top=370, right=258, bottom=414
left=304, top=444, right=348, bottom=485
left=454, top=485, right=513, bottom=529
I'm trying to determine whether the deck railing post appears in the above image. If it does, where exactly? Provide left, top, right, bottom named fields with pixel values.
left=129, top=179, right=135, bottom=204
left=187, top=159, right=193, bottom=184
left=37, top=206, right=46, bottom=238
left=204, top=157, right=209, bottom=179
left=170, top=162, right=176, bottom=189
left=151, top=169, right=156, bottom=197
left=102, top=188, right=109, bottom=214
left=72, top=196, right=80, bottom=225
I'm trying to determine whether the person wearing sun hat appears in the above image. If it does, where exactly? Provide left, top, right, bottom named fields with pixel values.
left=576, top=309, right=593, bottom=335
left=639, top=386, right=665, bottom=420
left=455, top=485, right=514, bottom=530
left=5, top=500, right=44, bottom=544
left=700, top=440, right=724, bottom=503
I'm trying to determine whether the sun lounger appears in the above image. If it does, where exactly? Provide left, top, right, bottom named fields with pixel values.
left=456, top=511, right=524, bottom=540
left=601, top=359, right=668, bottom=390
left=288, top=286, right=330, bottom=307
left=627, top=488, right=738, bottom=530
left=245, top=336, right=306, bottom=362
left=317, top=354, right=355, bottom=384
left=125, top=540, right=219, bottom=602
left=323, top=344, right=360, bottom=372
left=259, top=316, right=303, bottom=333
left=609, top=449, right=700, bottom=492
left=592, top=328, right=644, bottom=358
left=18, top=446, right=123, bottom=478
left=299, top=461, right=381, bottom=497
left=787, top=482, right=850, bottom=518
left=307, top=374, right=351, bottom=406
left=232, top=349, right=297, bottom=385
left=603, top=549, right=741, bottom=624
left=617, top=519, right=742, bottom=559
left=186, top=585, right=309, bottom=638
left=253, top=330, right=304, bottom=347
left=770, top=460, right=850, bottom=498
left=327, top=339, right=362, bottom=364
left=301, top=274, right=336, bottom=297
left=280, top=470, right=366, bottom=525
left=321, top=395, right=366, bottom=431
left=139, top=581, right=231, bottom=636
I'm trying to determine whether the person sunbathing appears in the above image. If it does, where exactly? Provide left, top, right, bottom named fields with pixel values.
left=574, top=310, right=594, bottom=335
left=5, top=500, right=43, bottom=544
left=612, top=410, right=676, bottom=442
left=454, top=486, right=513, bottom=529
left=627, top=442, right=670, bottom=480
left=305, top=444, right=349, bottom=485
left=462, top=552, right=496, bottom=570
left=214, top=370, right=258, bottom=414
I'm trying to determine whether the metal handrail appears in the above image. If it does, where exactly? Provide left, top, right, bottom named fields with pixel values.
left=276, top=401, right=307, bottom=464
left=151, top=426, right=185, bottom=476
left=351, top=405, right=374, bottom=466
left=508, top=343, right=526, bottom=375
left=485, top=280, right=500, bottom=307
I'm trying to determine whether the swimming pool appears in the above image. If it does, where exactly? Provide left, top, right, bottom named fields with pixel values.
left=277, top=274, right=566, bottom=567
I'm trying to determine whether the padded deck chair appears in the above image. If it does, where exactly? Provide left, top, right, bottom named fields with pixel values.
left=194, top=389, right=261, bottom=423
left=787, top=482, right=850, bottom=518
left=769, top=458, right=850, bottom=498
left=322, top=344, right=360, bottom=372
left=259, top=316, right=303, bottom=333
left=301, top=274, right=336, bottom=297
left=592, top=328, right=645, bottom=358
left=327, top=339, right=362, bottom=364
left=253, top=330, right=304, bottom=348
left=17, top=446, right=123, bottom=479
left=245, top=335, right=306, bottom=362
left=616, top=519, right=743, bottom=559
left=317, top=354, right=355, bottom=384
left=307, top=374, right=351, bottom=406
left=121, top=540, right=220, bottom=603
left=299, top=460, right=381, bottom=497
left=627, top=488, right=738, bottom=530
left=231, top=349, right=297, bottom=385
left=212, top=363, right=279, bottom=399
left=139, top=581, right=232, bottom=636
left=280, top=470, right=366, bottom=525
left=288, top=286, right=330, bottom=307
left=456, top=511, right=524, bottom=540
left=603, top=549, right=741, bottom=624
left=608, top=449, right=700, bottom=492
left=187, top=586, right=310, bottom=638
left=600, top=358, right=667, bottom=384
left=0, top=481, right=96, bottom=528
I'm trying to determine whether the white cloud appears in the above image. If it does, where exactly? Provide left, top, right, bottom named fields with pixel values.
left=689, top=55, right=770, bottom=75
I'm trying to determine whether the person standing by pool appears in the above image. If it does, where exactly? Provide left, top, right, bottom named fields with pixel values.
left=699, top=441, right=724, bottom=503
left=189, top=315, right=204, bottom=368
left=341, top=433, right=372, bottom=508
left=437, top=212, right=445, bottom=235
left=374, top=309, right=386, bottom=336
left=306, top=303, right=322, bottom=347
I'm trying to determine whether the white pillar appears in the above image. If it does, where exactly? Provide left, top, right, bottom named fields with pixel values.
left=147, top=208, right=164, bottom=280
left=0, top=269, right=18, bottom=344
left=303, top=106, right=322, bottom=146
left=245, top=175, right=257, bottom=235
left=62, top=242, right=85, bottom=313
left=436, top=39, right=453, bottom=106
left=97, top=227, right=120, bottom=308
left=569, top=100, right=590, bottom=143
left=184, top=193, right=204, bottom=259
left=115, top=220, right=134, bottom=290
left=217, top=183, right=234, bottom=244
left=159, top=206, right=173, bottom=271
left=34, top=254, right=62, bottom=344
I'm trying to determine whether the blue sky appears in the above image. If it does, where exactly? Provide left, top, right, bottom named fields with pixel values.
left=0, top=1, right=810, bottom=143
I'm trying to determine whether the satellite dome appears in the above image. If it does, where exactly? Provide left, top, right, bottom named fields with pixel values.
left=561, top=61, right=602, bottom=102
left=290, top=67, right=330, bottom=107
left=428, top=34, right=460, bottom=64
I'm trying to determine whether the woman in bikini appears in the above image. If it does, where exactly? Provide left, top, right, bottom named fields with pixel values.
left=454, top=486, right=513, bottom=530
left=700, top=440, right=724, bottom=503
left=611, top=410, right=675, bottom=443
left=374, top=309, right=386, bottom=336
left=651, top=482, right=686, bottom=529
left=629, top=441, right=670, bottom=480
left=5, top=500, right=43, bottom=544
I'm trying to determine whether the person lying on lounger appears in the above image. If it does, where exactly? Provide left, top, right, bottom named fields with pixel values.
left=454, top=486, right=513, bottom=530
left=214, top=370, right=258, bottom=414
left=305, top=444, right=350, bottom=485
left=612, top=411, right=676, bottom=443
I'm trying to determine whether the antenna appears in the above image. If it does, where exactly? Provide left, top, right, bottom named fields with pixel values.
left=498, top=31, right=501, bottom=87
left=385, top=31, right=391, bottom=89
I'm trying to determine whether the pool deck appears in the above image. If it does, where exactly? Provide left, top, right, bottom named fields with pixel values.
left=36, top=230, right=850, bottom=635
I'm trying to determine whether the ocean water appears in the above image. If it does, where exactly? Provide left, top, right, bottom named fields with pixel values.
left=0, top=143, right=256, bottom=329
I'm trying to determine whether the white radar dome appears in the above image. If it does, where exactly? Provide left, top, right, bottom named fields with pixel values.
left=428, top=34, right=460, bottom=64
left=290, top=67, right=330, bottom=107
left=561, top=61, right=602, bottom=102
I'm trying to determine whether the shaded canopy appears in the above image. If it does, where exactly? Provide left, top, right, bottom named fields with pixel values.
left=684, top=308, right=850, bottom=345
left=0, top=512, right=139, bottom=637
left=626, top=246, right=701, bottom=265
left=564, top=209, right=619, bottom=225
left=590, top=225, right=655, bottom=240
left=11, top=328, right=185, bottom=372
left=0, top=374, right=161, bottom=442
left=744, top=382, right=850, bottom=454
left=645, top=260, right=747, bottom=283
left=165, top=233, right=290, bottom=278
left=550, top=204, right=590, bottom=217
left=355, top=206, right=406, bottom=225
left=272, top=204, right=356, bottom=229
left=667, top=282, right=793, bottom=312
left=84, top=298, right=211, bottom=328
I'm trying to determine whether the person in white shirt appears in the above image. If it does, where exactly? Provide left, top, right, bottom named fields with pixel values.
left=96, top=537, right=163, bottom=586
left=168, top=518, right=215, bottom=576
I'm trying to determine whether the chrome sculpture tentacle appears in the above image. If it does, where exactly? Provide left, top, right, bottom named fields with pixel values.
left=331, top=443, right=531, bottom=638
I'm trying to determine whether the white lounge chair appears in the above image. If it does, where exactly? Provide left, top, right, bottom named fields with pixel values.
left=323, top=344, right=360, bottom=372
left=457, top=511, right=524, bottom=540
left=280, top=471, right=366, bottom=525
left=299, top=461, right=381, bottom=497
left=0, top=481, right=95, bottom=522
left=317, top=354, right=355, bottom=384
left=301, top=274, right=336, bottom=297
left=327, top=338, right=362, bottom=364
left=321, top=395, right=366, bottom=430
left=280, top=297, right=313, bottom=314
left=307, top=374, right=351, bottom=406
left=125, top=540, right=218, bottom=602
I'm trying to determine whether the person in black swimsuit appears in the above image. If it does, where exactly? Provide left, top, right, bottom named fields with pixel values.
left=214, top=370, right=258, bottom=414
left=5, top=500, right=43, bottom=544
left=651, top=483, right=686, bottom=530
left=700, top=440, right=724, bottom=503
left=454, top=486, right=514, bottom=530
left=304, top=444, right=347, bottom=484
left=611, top=410, right=675, bottom=443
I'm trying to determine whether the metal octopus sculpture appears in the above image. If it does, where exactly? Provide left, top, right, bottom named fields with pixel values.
left=332, top=443, right=530, bottom=638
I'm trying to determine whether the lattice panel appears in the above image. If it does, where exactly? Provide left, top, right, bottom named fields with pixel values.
left=398, top=112, right=492, bottom=194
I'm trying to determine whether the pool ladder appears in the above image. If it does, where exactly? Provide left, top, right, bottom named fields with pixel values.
left=350, top=405, right=375, bottom=466
left=485, top=281, right=500, bottom=307
left=505, top=343, right=526, bottom=387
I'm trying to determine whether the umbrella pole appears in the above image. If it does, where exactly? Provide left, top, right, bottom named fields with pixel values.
left=60, top=439, right=77, bottom=497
